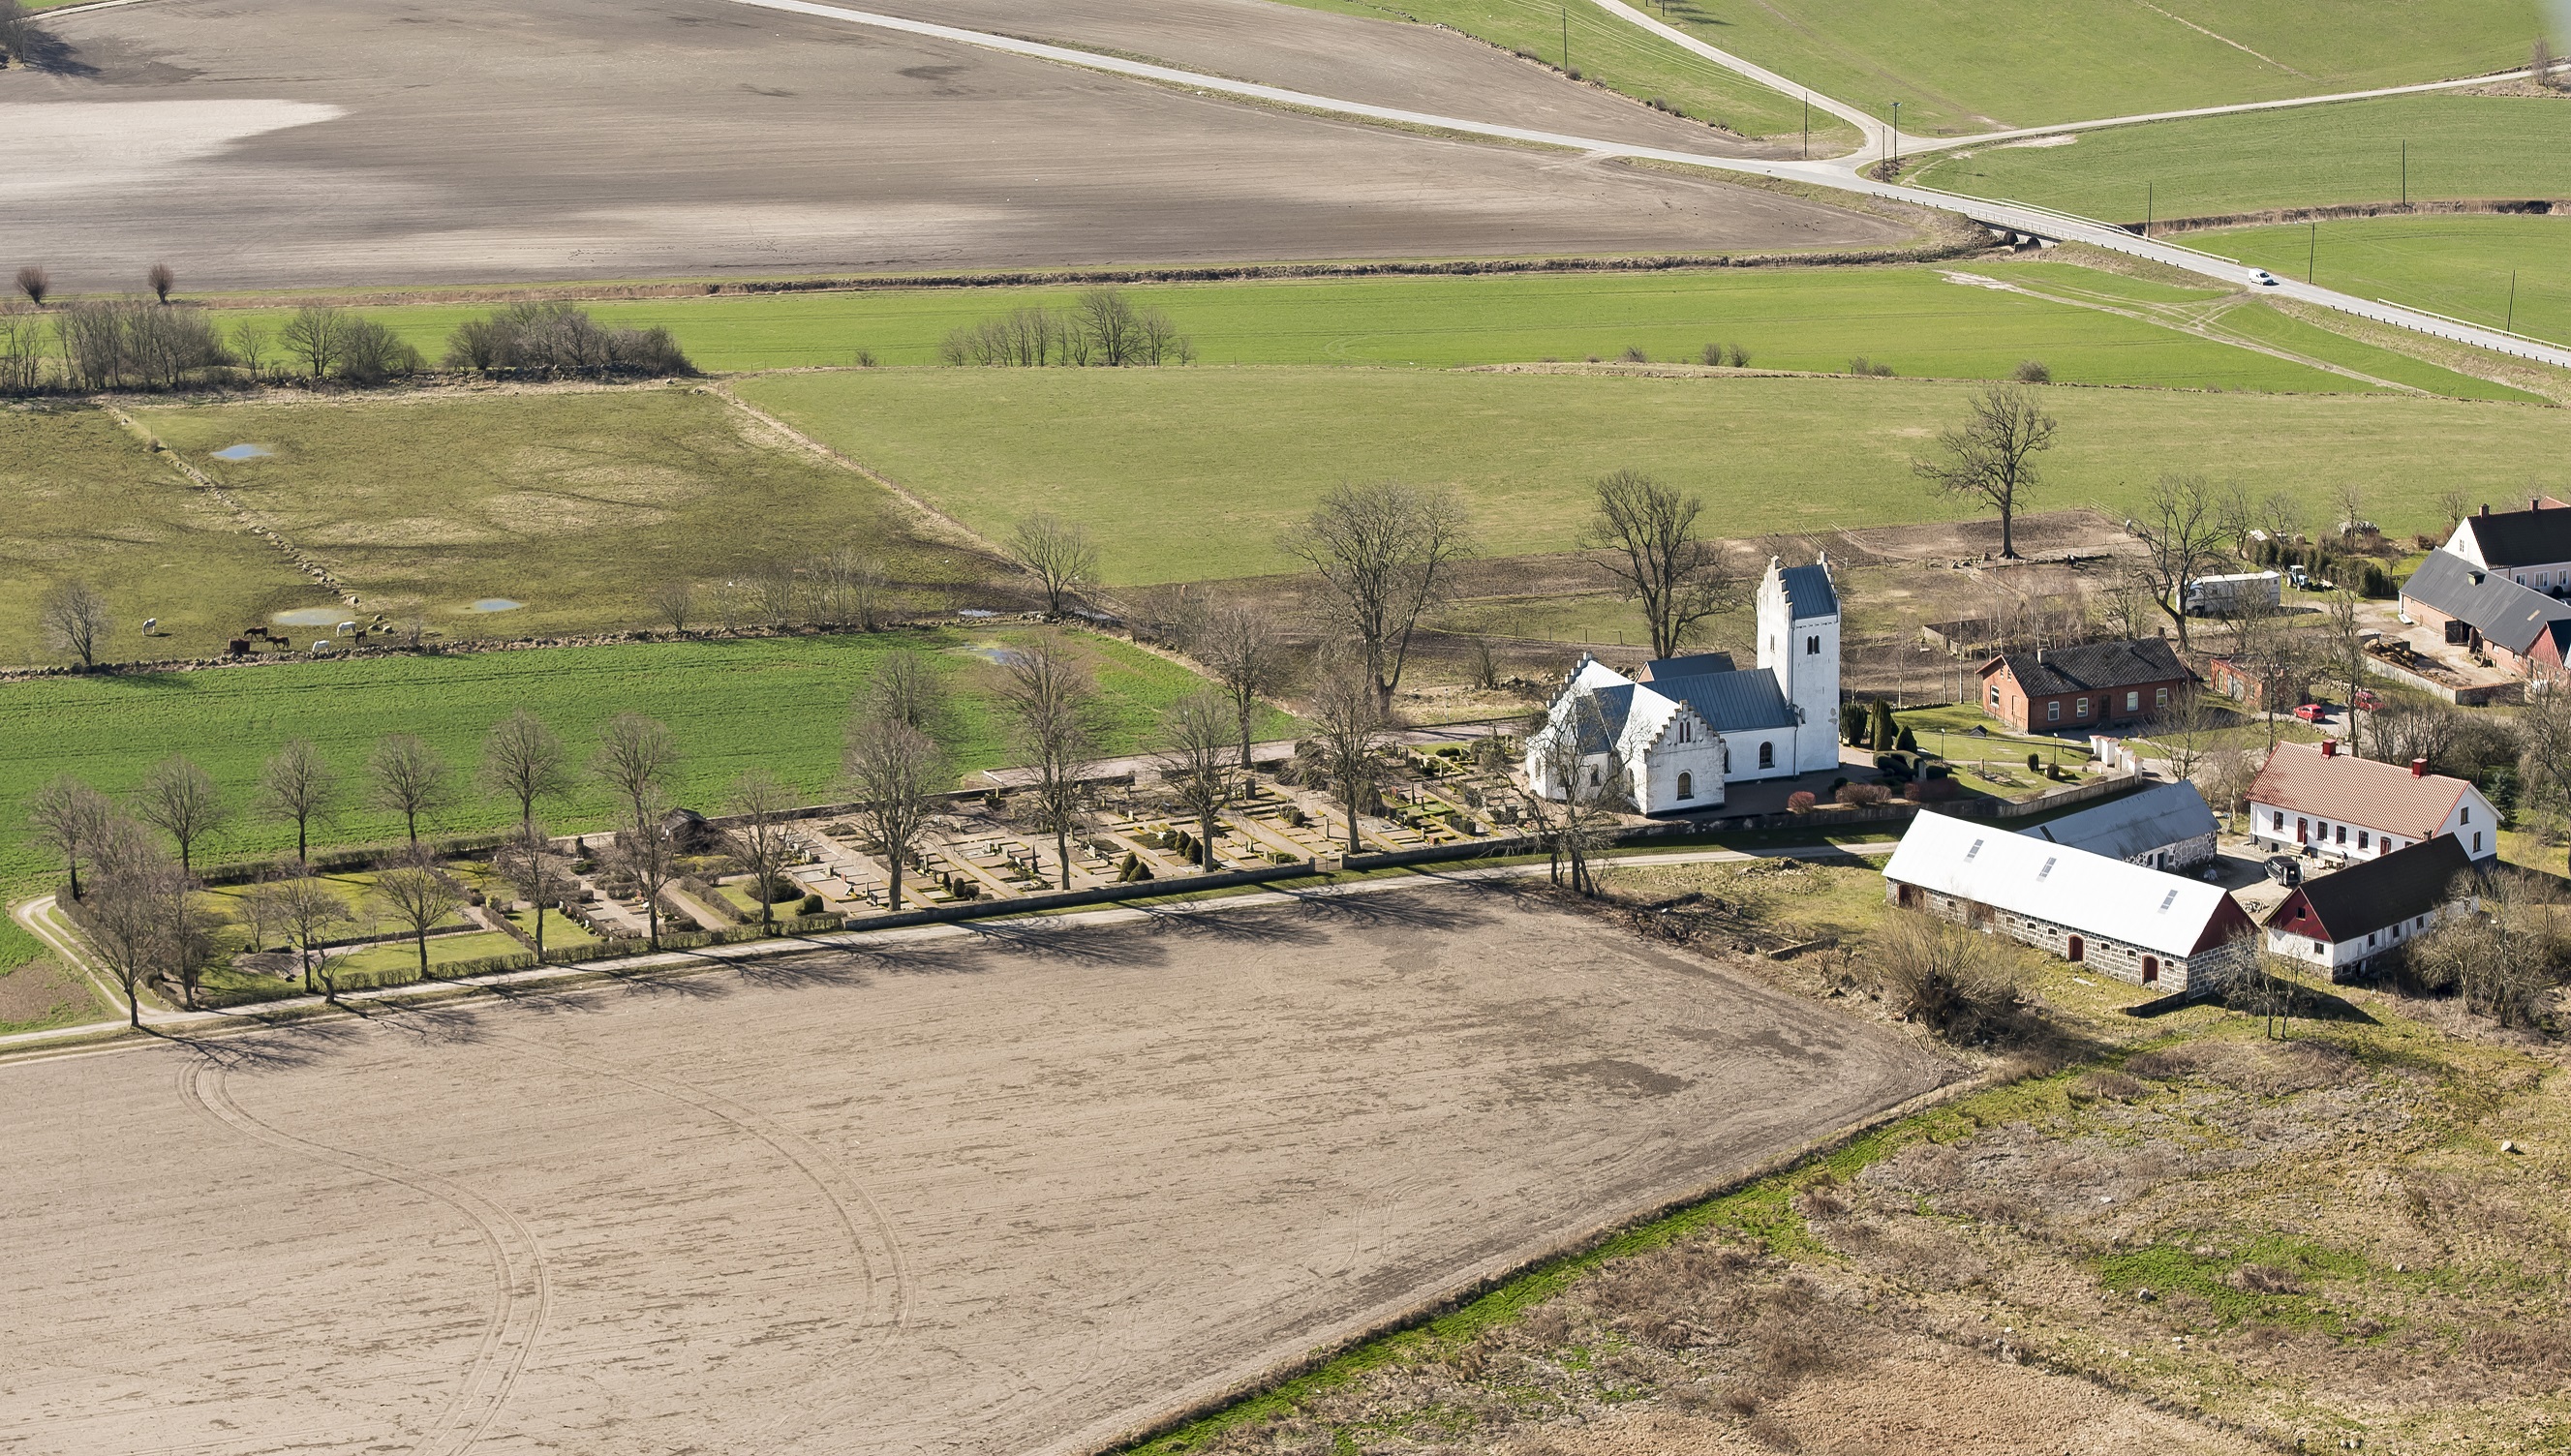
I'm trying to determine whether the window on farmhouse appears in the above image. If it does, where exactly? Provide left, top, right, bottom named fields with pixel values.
left=2076, top=697, right=2091, bottom=717
left=2126, top=690, right=2139, bottom=712
left=2048, top=702, right=2062, bottom=722
left=2156, top=686, right=2168, bottom=708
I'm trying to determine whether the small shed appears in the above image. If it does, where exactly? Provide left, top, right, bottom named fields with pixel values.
left=2021, top=781, right=2221, bottom=871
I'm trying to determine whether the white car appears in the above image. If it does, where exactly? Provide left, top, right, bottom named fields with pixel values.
left=2250, top=269, right=2280, bottom=287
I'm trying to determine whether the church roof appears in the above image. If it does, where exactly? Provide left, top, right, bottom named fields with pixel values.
left=1778, top=563, right=1838, bottom=621
left=1637, top=652, right=1737, bottom=682
left=1656, top=668, right=1798, bottom=735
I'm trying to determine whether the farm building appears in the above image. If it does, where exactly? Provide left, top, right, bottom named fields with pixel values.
left=1975, top=638, right=2194, bottom=734
left=2396, top=548, right=2571, bottom=687
left=2262, top=835, right=2480, bottom=979
left=2439, top=497, right=2571, bottom=595
left=1882, top=811, right=2257, bottom=991
left=2021, top=780, right=2220, bottom=871
left=1526, top=557, right=1840, bottom=814
left=2247, top=741, right=2499, bottom=864
left=2207, top=654, right=2311, bottom=713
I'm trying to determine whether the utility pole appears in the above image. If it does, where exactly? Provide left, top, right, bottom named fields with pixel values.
left=1889, top=100, right=1901, bottom=178
left=2308, top=221, right=2316, bottom=283
left=2145, top=182, right=2153, bottom=237
left=2509, top=269, right=2520, bottom=333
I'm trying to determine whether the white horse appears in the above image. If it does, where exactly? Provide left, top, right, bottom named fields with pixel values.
left=139, top=618, right=157, bottom=635
left=334, top=620, right=357, bottom=637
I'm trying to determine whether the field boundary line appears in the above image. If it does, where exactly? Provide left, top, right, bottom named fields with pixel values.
left=707, top=379, right=1009, bottom=563
left=100, top=405, right=366, bottom=612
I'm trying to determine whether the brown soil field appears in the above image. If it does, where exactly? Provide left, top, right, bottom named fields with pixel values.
left=0, top=884, right=1950, bottom=1454
left=2, top=0, right=1904, bottom=292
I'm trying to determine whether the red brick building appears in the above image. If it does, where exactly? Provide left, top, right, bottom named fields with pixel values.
left=1976, top=638, right=2195, bottom=734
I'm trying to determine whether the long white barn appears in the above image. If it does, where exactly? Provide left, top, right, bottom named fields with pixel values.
left=1525, top=556, right=1840, bottom=815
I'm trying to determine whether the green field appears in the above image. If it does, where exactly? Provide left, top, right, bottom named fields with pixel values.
left=204, top=263, right=2404, bottom=384
left=1271, top=0, right=1845, bottom=144
left=1916, top=95, right=2571, bottom=220
left=0, top=629, right=1288, bottom=886
left=1651, top=0, right=2537, bottom=136
left=738, top=366, right=2571, bottom=583
left=83, top=388, right=967, bottom=658
left=2195, top=214, right=2571, bottom=345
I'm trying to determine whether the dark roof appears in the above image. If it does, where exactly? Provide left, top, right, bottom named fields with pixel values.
left=2400, top=549, right=2571, bottom=656
left=2265, top=835, right=2477, bottom=942
left=1637, top=652, right=1736, bottom=682
left=1571, top=682, right=1637, bottom=755
left=1778, top=562, right=1838, bottom=621
left=2458, top=506, right=2571, bottom=569
left=1658, top=668, right=1798, bottom=735
left=1981, top=637, right=2191, bottom=697
left=2025, top=781, right=2219, bottom=861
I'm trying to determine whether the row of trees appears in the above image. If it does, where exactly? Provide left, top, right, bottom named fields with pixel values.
left=938, top=288, right=1194, bottom=368
left=443, top=302, right=692, bottom=378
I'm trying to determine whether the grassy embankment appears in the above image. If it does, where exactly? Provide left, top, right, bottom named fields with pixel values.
left=1915, top=94, right=2571, bottom=221
left=737, top=368, right=2571, bottom=585
left=1641, top=0, right=2531, bottom=136
left=2195, top=215, right=2571, bottom=346
left=1138, top=859, right=2571, bottom=1455
left=1267, top=0, right=1846, bottom=145
left=0, top=628, right=1293, bottom=888
left=197, top=263, right=2433, bottom=384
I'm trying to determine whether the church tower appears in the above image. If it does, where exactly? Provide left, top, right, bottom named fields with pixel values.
left=1755, top=554, right=1842, bottom=774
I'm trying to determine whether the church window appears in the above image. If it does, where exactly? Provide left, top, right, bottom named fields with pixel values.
left=1677, top=772, right=1695, bottom=800
left=1805, top=634, right=1820, bottom=654
left=1758, top=742, right=1775, bottom=769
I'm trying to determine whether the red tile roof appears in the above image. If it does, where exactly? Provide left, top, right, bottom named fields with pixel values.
left=2247, top=743, right=2469, bottom=838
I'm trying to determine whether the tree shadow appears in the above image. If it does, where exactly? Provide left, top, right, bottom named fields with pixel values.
left=154, top=1016, right=362, bottom=1072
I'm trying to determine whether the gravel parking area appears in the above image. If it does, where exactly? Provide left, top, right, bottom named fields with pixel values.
left=0, top=883, right=1948, bottom=1454
left=2, top=0, right=1908, bottom=290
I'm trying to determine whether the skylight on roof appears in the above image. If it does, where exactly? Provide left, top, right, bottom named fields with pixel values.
left=1965, top=839, right=1984, bottom=861
left=2158, top=889, right=2178, bottom=912
left=2037, top=857, right=2057, bottom=881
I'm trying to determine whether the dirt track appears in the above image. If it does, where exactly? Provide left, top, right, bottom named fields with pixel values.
left=1, top=0, right=1905, bottom=292
left=0, top=885, right=1948, bottom=1454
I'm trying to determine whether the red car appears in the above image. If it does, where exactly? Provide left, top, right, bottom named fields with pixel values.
left=2292, top=702, right=2331, bottom=723
left=2353, top=689, right=2383, bottom=712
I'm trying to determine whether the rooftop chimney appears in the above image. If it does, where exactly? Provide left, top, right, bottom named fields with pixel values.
left=2411, top=757, right=2429, bottom=777
left=2482, top=503, right=2492, bottom=516
left=2321, top=739, right=2338, bottom=758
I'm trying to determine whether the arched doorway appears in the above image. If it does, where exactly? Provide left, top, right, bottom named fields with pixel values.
left=2140, top=955, right=2158, bottom=984
left=2066, top=934, right=2085, bottom=962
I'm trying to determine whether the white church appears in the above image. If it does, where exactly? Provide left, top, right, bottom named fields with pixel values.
left=1525, top=555, right=1841, bottom=815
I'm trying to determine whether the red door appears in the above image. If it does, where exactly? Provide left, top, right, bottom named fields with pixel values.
left=2066, top=934, right=2085, bottom=962
left=2141, top=956, right=2159, bottom=984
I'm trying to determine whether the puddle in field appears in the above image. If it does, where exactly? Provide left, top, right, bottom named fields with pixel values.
left=272, top=607, right=346, bottom=626
left=211, top=443, right=272, bottom=461
left=955, top=642, right=1025, bottom=666
left=469, top=598, right=524, bottom=613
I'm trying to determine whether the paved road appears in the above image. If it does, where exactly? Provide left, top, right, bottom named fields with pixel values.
left=712, top=0, right=2571, bottom=371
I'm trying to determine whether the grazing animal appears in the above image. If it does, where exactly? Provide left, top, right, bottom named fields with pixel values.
left=312, top=641, right=331, bottom=653
left=227, top=638, right=251, bottom=656
left=334, top=620, right=357, bottom=636
left=140, top=618, right=158, bottom=635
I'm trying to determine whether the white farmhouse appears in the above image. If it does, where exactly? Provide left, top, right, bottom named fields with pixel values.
left=2261, top=834, right=2480, bottom=980
left=2246, top=741, right=2499, bottom=863
left=1524, top=556, right=1841, bottom=815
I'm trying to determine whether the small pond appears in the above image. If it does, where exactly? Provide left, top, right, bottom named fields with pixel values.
left=469, top=598, right=524, bottom=613
left=955, top=643, right=1026, bottom=667
left=211, top=443, right=273, bottom=462
left=272, top=607, right=347, bottom=626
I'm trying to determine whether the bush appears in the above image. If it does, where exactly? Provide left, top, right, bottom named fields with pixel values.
left=938, top=287, right=1192, bottom=367
left=338, top=316, right=423, bottom=383
left=1786, top=790, right=1818, bottom=812
left=2011, top=359, right=2051, bottom=383
left=444, top=301, right=693, bottom=378
left=1836, top=782, right=1892, bottom=806
left=1620, top=345, right=1648, bottom=362
left=1895, top=725, right=1918, bottom=753
left=797, top=892, right=824, bottom=915
left=1840, top=701, right=1870, bottom=744
left=2027, top=751, right=2042, bottom=771
left=1848, top=356, right=1896, bottom=377
left=1876, top=918, right=2025, bottom=1042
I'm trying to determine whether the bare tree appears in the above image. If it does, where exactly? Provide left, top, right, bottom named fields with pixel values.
left=278, top=305, right=351, bottom=380
left=0, top=1, right=29, bottom=67
left=372, top=856, right=463, bottom=982
left=482, top=709, right=570, bottom=838
left=0, top=308, right=48, bottom=396
left=2321, top=589, right=2368, bottom=712
left=492, top=824, right=570, bottom=958
left=39, top=577, right=112, bottom=668
left=1304, top=657, right=1397, bottom=856
left=843, top=715, right=942, bottom=912
left=1581, top=470, right=1734, bottom=659
left=2129, top=471, right=2239, bottom=652
left=82, top=820, right=176, bottom=1027
left=367, top=734, right=456, bottom=845
left=1518, top=689, right=1630, bottom=897
left=133, top=755, right=229, bottom=875
left=1191, top=601, right=1284, bottom=770
left=230, top=319, right=270, bottom=380
left=609, top=804, right=684, bottom=951
left=1007, top=513, right=1100, bottom=616
left=2198, top=745, right=2254, bottom=833
left=25, top=774, right=111, bottom=900
left=1913, top=382, right=2058, bottom=560
left=257, top=739, right=337, bottom=865
left=275, top=874, right=354, bottom=993
left=808, top=546, right=888, bottom=629
left=2435, top=487, right=2474, bottom=536
left=1000, top=639, right=1097, bottom=891
left=2328, top=479, right=2368, bottom=541
left=2519, top=682, right=2571, bottom=876
left=724, top=768, right=797, bottom=931
left=2149, top=682, right=2222, bottom=785
left=2099, top=570, right=2159, bottom=642
left=14, top=265, right=46, bottom=308
left=146, top=262, right=174, bottom=304
left=593, top=712, right=680, bottom=832
left=2227, top=607, right=2311, bottom=751
left=1282, top=481, right=1476, bottom=712
left=1156, top=692, right=1240, bottom=873
left=2405, top=879, right=2556, bottom=1029
left=649, top=580, right=695, bottom=635
left=856, top=651, right=947, bottom=738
